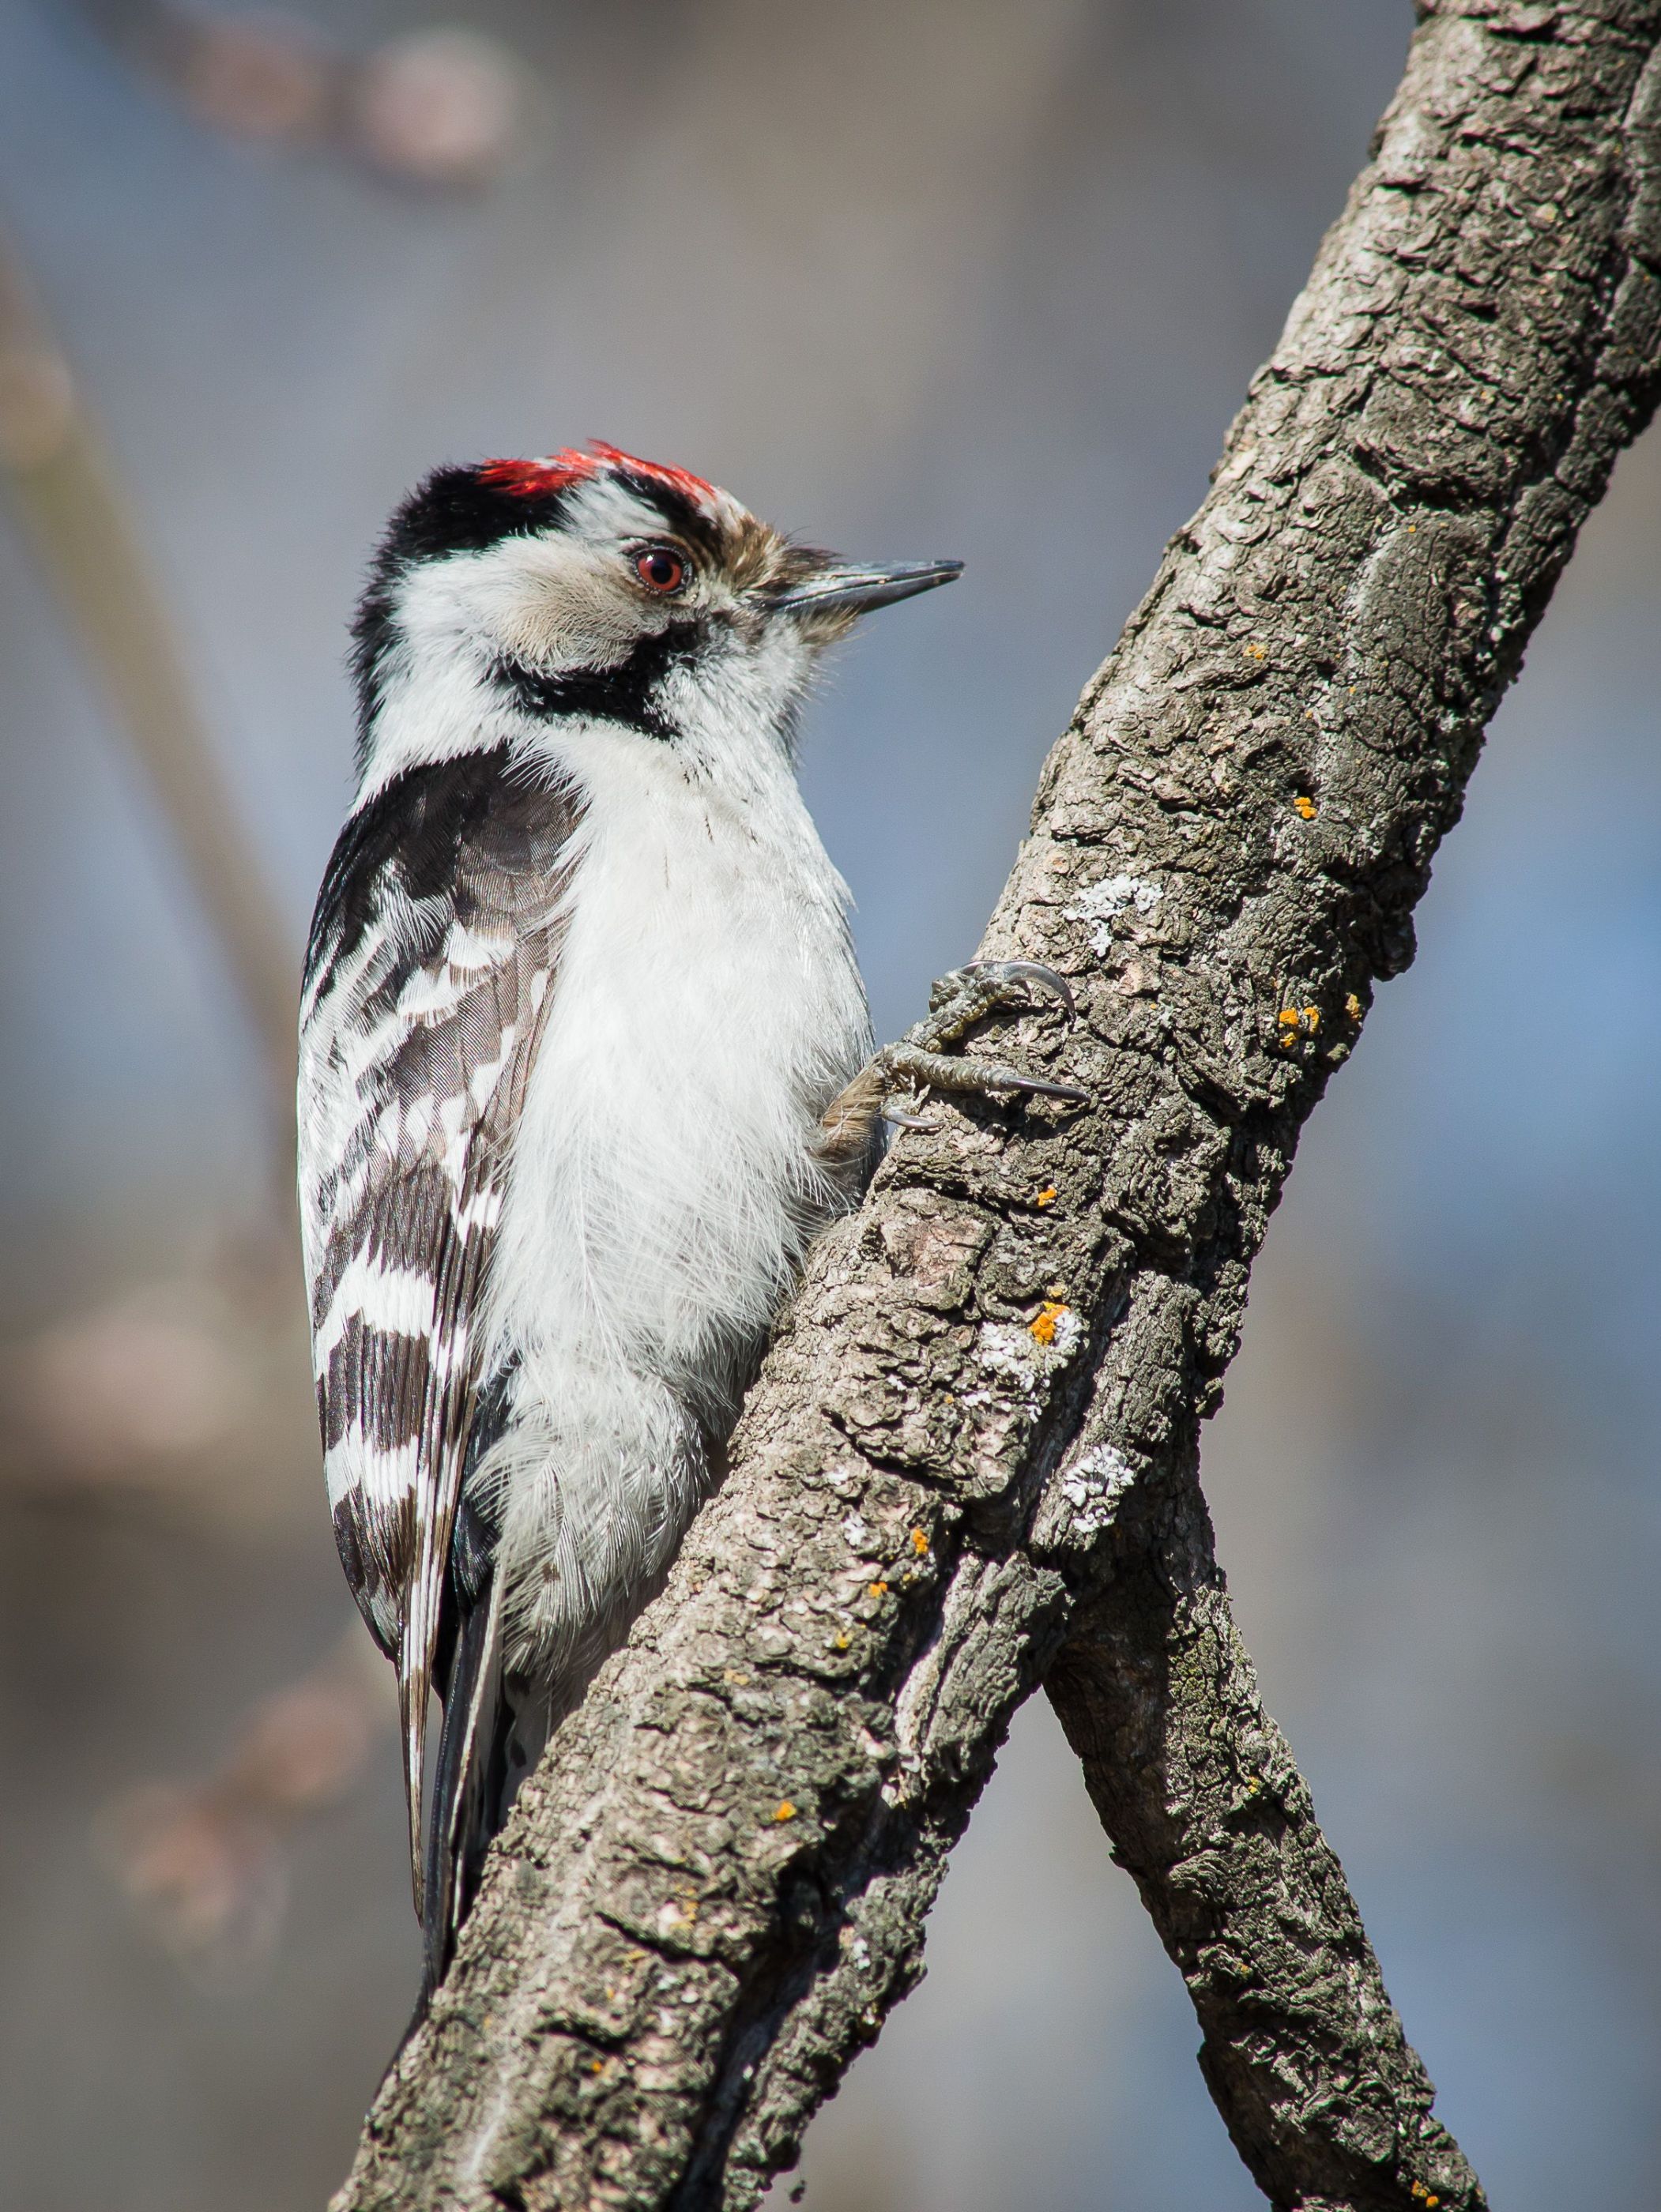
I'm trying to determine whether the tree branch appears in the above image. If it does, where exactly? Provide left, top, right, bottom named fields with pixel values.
left=334, top=4, right=1661, bottom=2206
left=1048, top=1491, right=1481, bottom=2210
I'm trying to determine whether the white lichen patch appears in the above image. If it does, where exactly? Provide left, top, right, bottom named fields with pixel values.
left=1058, top=1442, right=1137, bottom=1537
left=977, top=1324, right=1045, bottom=1397
left=976, top=1308, right=1084, bottom=1401
left=1068, top=871, right=1162, bottom=955
left=839, top=1511, right=872, bottom=1551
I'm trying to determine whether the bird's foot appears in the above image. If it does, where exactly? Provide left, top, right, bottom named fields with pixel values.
left=819, top=961, right=1086, bottom=1164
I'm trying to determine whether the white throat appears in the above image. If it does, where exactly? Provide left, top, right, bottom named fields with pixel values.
left=484, top=692, right=872, bottom=1394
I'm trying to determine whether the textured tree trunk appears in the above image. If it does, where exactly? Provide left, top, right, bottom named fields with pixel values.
left=334, top=5, right=1661, bottom=2206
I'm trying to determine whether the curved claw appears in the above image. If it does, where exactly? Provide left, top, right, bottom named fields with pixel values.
left=881, top=1104, right=937, bottom=1130
left=962, top=959, right=1078, bottom=1023
left=1004, top=1073, right=1089, bottom=1104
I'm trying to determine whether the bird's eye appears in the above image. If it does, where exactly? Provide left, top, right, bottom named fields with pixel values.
left=634, top=545, right=687, bottom=594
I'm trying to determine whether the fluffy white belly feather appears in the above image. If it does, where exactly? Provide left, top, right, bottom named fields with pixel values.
left=476, top=722, right=872, bottom=1676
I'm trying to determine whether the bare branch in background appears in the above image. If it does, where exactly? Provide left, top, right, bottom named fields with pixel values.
left=325, top=4, right=1661, bottom=2206
left=0, top=234, right=299, bottom=1194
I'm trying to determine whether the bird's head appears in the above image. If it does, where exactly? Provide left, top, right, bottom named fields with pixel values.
left=351, top=442, right=960, bottom=799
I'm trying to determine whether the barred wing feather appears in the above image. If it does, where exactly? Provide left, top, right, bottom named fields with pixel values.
left=298, top=750, right=578, bottom=1914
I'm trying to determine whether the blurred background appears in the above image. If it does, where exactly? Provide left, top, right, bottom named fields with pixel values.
left=0, top=1, right=1656, bottom=2206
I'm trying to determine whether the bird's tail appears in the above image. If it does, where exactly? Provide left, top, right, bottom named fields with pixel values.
left=420, top=1582, right=574, bottom=2000
left=422, top=1560, right=507, bottom=1998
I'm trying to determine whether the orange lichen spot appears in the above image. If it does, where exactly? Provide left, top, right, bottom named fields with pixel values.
left=832, top=1631, right=852, bottom=1651
left=911, top=1528, right=930, bottom=1556
left=1292, top=795, right=1317, bottom=821
left=1345, top=991, right=1362, bottom=1020
left=1301, top=1004, right=1320, bottom=1033
left=867, top=1580, right=890, bottom=1600
left=1030, top=1300, right=1069, bottom=1345
left=1277, top=1006, right=1320, bottom=1047
left=1410, top=2186, right=1440, bottom=2208
left=1034, top=1184, right=1058, bottom=1209
left=773, top=1800, right=797, bottom=1823
left=1242, top=639, right=1267, bottom=660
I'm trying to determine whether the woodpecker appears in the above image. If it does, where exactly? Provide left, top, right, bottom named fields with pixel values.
left=299, top=442, right=1081, bottom=1988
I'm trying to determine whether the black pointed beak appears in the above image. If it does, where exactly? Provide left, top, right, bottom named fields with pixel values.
left=771, top=558, right=963, bottom=617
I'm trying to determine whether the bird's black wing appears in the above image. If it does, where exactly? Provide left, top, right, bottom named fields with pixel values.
left=298, top=747, right=580, bottom=1919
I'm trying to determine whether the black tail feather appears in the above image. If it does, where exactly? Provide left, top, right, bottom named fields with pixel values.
left=422, top=1562, right=506, bottom=1997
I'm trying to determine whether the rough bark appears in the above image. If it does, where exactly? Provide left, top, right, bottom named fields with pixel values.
left=334, top=5, right=1661, bottom=2206
left=1049, top=1496, right=1480, bottom=2210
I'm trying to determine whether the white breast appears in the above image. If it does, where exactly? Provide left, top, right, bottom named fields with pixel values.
left=483, top=716, right=872, bottom=1420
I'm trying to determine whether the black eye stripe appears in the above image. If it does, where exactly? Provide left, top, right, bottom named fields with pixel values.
left=492, top=619, right=707, bottom=743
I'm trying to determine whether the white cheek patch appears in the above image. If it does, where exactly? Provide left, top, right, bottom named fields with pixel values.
left=401, top=536, right=642, bottom=669
left=488, top=546, right=644, bottom=670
